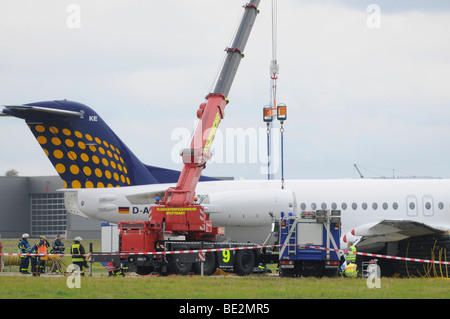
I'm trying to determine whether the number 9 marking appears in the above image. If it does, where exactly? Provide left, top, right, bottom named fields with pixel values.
left=222, top=250, right=230, bottom=263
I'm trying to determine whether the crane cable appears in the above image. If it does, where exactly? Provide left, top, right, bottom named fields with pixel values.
left=270, top=0, right=286, bottom=189
left=270, top=0, right=279, bottom=107
left=266, top=0, right=278, bottom=181
left=265, top=0, right=285, bottom=187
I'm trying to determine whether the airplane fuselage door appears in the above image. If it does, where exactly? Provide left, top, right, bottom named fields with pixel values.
left=406, top=195, right=418, bottom=217
left=422, top=195, right=434, bottom=217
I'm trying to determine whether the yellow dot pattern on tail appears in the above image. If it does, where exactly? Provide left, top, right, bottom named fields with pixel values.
left=28, top=124, right=130, bottom=189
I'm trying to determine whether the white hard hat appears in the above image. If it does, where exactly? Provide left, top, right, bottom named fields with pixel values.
left=74, top=236, right=82, bottom=241
left=22, top=233, right=29, bottom=238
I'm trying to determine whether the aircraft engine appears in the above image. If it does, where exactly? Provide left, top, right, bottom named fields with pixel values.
left=201, top=188, right=296, bottom=227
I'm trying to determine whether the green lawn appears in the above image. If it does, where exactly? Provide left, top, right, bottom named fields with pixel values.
left=2, top=238, right=449, bottom=299
left=0, top=275, right=449, bottom=299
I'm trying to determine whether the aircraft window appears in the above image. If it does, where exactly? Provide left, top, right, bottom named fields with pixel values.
left=438, top=202, right=444, bottom=210
left=372, top=203, right=378, bottom=210
left=382, top=202, right=388, bottom=210
left=425, top=202, right=431, bottom=210
left=352, top=203, right=357, bottom=210
left=321, top=203, right=327, bottom=210
left=393, top=202, right=399, bottom=210
left=362, top=203, right=368, bottom=210
left=331, top=203, right=337, bottom=210
left=311, top=203, right=317, bottom=210
left=300, top=203, right=306, bottom=210
left=341, top=203, right=347, bottom=210
left=409, top=202, right=415, bottom=210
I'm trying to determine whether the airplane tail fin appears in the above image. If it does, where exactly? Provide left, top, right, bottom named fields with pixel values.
left=3, top=100, right=215, bottom=188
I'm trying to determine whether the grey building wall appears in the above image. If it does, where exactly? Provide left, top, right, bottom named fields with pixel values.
left=0, top=175, right=102, bottom=239
left=0, top=177, right=30, bottom=237
left=28, top=175, right=64, bottom=193
left=67, top=214, right=102, bottom=239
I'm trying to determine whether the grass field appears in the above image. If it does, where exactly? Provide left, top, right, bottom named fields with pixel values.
left=0, top=273, right=449, bottom=299
left=1, top=238, right=450, bottom=299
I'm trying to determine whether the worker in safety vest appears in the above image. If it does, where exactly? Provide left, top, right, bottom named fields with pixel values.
left=343, top=262, right=358, bottom=278
left=345, top=242, right=357, bottom=263
left=341, top=242, right=357, bottom=272
left=106, top=261, right=125, bottom=277
left=50, top=235, right=65, bottom=273
left=37, top=236, right=50, bottom=273
left=51, top=234, right=65, bottom=254
left=0, top=238, right=2, bottom=272
left=18, top=233, right=31, bottom=274
left=71, top=237, right=87, bottom=276
left=29, top=242, right=40, bottom=276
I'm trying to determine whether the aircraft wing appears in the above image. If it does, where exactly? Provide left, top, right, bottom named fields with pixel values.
left=125, top=190, right=167, bottom=205
left=350, top=219, right=448, bottom=249
left=144, top=165, right=219, bottom=184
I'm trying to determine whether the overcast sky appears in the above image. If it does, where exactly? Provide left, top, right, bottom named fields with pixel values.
left=1, top=0, right=450, bottom=181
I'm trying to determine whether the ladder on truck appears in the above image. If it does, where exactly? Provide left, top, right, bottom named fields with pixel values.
left=287, top=217, right=297, bottom=255
left=279, top=214, right=299, bottom=257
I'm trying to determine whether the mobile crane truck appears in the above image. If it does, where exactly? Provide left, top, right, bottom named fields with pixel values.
left=109, top=0, right=263, bottom=276
left=90, top=1, right=344, bottom=278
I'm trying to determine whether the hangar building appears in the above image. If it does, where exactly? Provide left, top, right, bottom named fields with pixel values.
left=0, top=175, right=102, bottom=239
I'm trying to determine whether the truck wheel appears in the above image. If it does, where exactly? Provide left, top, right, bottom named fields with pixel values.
left=193, top=252, right=217, bottom=275
left=168, top=246, right=192, bottom=275
left=169, top=260, right=192, bottom=275
left=136, top=266, right=152, bottom=276
left=323, top=268, right=338, bottom=277
left=280, top=268, right=295, bottom=277
left=234, top=250, right=255, bottom=276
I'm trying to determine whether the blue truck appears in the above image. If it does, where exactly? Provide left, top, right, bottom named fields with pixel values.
left=278, top=210, right=341, bottom=277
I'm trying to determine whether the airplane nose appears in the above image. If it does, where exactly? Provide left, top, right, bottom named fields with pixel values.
left=343, top=234, right=347, bottom=243
left=351, top=229, right=355, bottom=236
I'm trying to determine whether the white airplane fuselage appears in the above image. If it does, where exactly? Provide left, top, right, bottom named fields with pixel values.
left=7, top=101, right=448, bottom=247
left=64, top=178, right=450, bottom=245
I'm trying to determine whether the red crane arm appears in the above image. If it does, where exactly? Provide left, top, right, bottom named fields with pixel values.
left=164, top=93, right=227, bottom=206
left=148, top=1, right=260, bottom=239
left=161, top=0, right=260, bottom=207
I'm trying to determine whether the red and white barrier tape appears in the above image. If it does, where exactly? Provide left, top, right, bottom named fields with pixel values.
left=0, top=245, right=261, bottom=258
left=302, top=244, right=450, bottom=266
left=2, top=243, right=449, bottom=265
left=0, top=253, right=68, bottom=257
